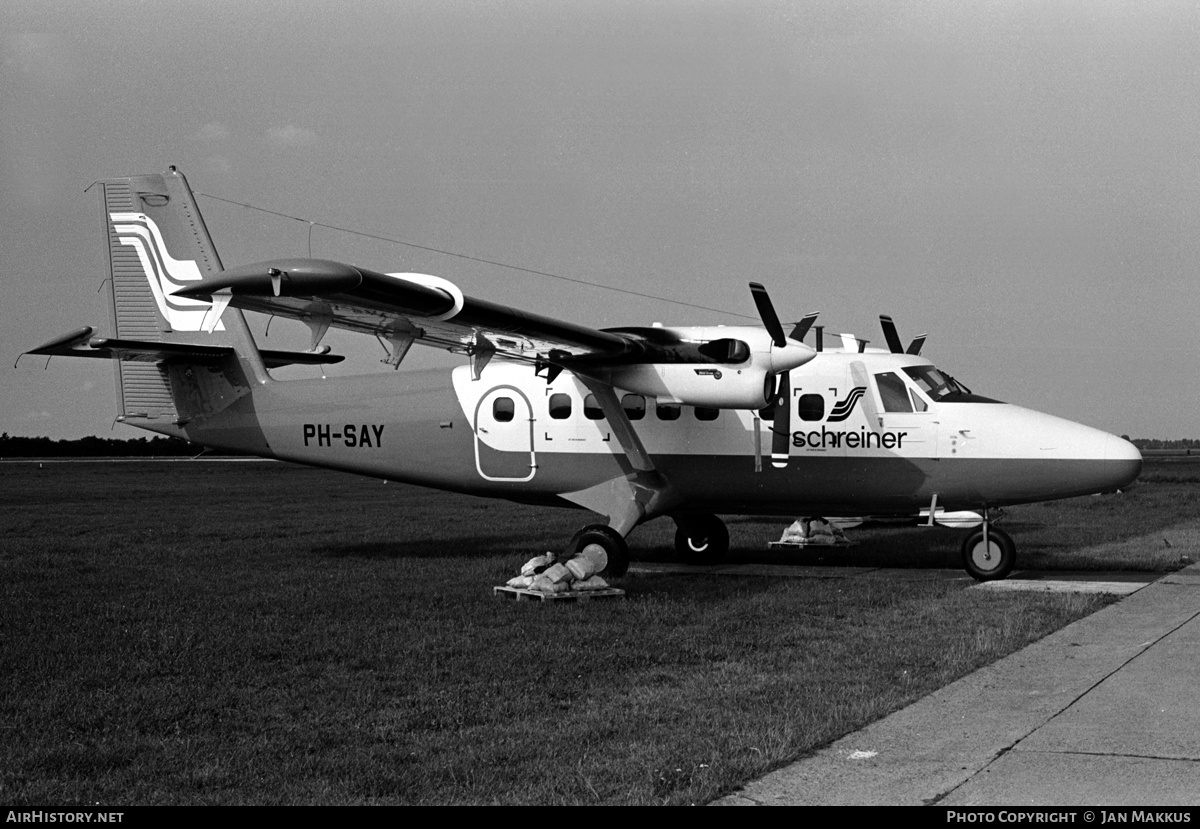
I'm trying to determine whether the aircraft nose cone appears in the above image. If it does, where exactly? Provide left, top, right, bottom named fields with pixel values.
left=1106, top=433, right=1142, bottom=463
left=1103, top=433, right=1143, bottom=488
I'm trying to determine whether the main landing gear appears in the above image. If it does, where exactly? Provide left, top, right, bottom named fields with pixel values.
left=563, top=524, right=631, bottom=579
left=672, top=514, right=730, bottom=564
left=960, top=524, right=1015, bottom=582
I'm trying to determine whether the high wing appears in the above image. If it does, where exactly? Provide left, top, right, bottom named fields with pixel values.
left=173, top=258, right=641, bottom=370
left=173, top=258, right=816, bottom=406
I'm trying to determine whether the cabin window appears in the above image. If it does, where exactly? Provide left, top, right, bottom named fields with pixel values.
left=797, top=393, right=824, bottom=422
left=493, top=397, right=515, bottom=423
left=583, top=394, right=604, bottom=420
left=694, top=407, right=719, bottom=421
left=621, top=394, right=646, bottom=420
left=656, top=401, right=681, bottom=421
left=548, top=393, right=572, bottom=419
left=875, top=372, right=913, bottom=413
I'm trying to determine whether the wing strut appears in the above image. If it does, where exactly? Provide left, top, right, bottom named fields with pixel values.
left=577, top=377, right=654, bottom=472
left=562, top=377, right=684, bottom=534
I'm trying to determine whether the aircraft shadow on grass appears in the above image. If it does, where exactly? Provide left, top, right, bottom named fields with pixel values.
left=314, top=536, right=548, bottom=560
left=315, top=534, right=963, bottom=571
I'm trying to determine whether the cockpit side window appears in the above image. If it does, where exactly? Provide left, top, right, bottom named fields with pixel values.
left=874, top=372, right=913, bottom=413
left=901, top=365, right=1000, bottom=404
left=903, top=366, right=969, bottom=401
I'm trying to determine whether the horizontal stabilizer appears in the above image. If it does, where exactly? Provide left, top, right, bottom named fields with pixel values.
left=25, top=327, right=229, bottom=363
left=23, top=326, right=97, bottom=355
left=23, top=328, right=343, bottom=368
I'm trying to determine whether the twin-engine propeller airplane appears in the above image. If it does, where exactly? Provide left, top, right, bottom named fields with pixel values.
left=25, top=168, right=1142, bottom=581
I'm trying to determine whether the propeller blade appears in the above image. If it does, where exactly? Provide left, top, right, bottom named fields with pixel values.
left=749, top=282, right=787, bottom=348
left=880, top=315, right=903, bottom=354
left=771, top=371, right=790, bottom=469
left=789, top=312, right=819, bottom=344
left=906, top=334, right=927, bottom=356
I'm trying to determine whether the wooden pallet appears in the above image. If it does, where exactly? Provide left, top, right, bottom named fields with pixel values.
left=493, top=586, right=626, bottom=602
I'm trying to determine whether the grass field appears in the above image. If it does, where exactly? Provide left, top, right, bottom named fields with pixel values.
left=1, top=459, right=1194, bottom=805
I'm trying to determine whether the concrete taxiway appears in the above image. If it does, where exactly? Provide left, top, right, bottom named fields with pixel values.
left=705, top=563, right=1200, bottom=806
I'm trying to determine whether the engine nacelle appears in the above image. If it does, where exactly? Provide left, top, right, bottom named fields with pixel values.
left=601, top=363, right=775, bottom=409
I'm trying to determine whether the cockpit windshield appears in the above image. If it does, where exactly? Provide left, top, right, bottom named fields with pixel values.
left=902, top=365, right=973, bottom=401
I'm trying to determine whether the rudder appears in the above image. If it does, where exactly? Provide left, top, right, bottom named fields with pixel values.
left=96, top=167, right=264, bottom=424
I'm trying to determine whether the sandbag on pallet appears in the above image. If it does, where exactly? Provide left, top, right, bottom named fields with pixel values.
left=776, top=517, right=848, bottom=546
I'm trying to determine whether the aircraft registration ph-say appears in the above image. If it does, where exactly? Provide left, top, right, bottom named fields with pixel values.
left=25, top=168, right=1142, bottom=581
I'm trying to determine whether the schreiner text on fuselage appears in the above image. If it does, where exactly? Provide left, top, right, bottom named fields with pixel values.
left=792, top=426, right=909, bottom=450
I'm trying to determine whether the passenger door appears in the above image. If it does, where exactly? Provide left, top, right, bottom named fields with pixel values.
left=473, top=386, right=537, bottom=481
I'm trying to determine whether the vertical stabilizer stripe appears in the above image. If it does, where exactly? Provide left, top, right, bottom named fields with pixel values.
left=102, top=180, right=178, bottom=420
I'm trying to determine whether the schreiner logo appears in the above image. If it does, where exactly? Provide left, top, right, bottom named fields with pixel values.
left=791, top=386, right=909, bottom=449
left=694, top=368, right=723, bottom=379
left=827, top=387, right=866, bottom=423
left=109, top=212, right=223, bottom=332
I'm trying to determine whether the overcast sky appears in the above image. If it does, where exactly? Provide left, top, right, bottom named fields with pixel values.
left=3, top=0, right=1197, bottom=439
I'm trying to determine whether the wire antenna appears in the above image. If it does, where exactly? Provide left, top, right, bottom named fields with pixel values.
left=196, top=190, right=758, bottom=321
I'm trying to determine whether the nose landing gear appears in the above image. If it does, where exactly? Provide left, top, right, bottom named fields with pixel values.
left=961, top=524, right=1015, bottom=581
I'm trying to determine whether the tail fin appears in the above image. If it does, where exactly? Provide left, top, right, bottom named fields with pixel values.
left=96, top=167, right=267, bottom=425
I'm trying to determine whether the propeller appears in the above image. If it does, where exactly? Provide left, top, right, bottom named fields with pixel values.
left=750, top=282, right=788, bottom=347
left=748, top=283, right=819, bottom=470
left=879, top=315, right=927, bottom=356
left=770, top=370, right=791, bottom=469
left=790, top=313, right=819, bottom=344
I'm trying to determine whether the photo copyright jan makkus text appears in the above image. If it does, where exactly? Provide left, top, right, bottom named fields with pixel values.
left=947, top=813, right=1192, bottom=824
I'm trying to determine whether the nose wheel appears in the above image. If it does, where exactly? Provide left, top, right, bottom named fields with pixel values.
left=961, top=526, right=1015, bottom=581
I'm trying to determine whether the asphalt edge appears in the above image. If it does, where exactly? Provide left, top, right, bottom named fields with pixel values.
left=711, top=564, right=1200, bottom=806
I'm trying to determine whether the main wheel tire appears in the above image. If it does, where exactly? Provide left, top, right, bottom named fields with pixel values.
left=961, top=526, right=1016, bottom=582
left=566, top=524, right=630, bottom=579
left=673, top=515, right=730, bottom=565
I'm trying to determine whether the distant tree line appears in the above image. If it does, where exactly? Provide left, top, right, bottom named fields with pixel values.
left=1127, top=438, right=1200, bottom=450
left=0, top=433, right=197, bottom=458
